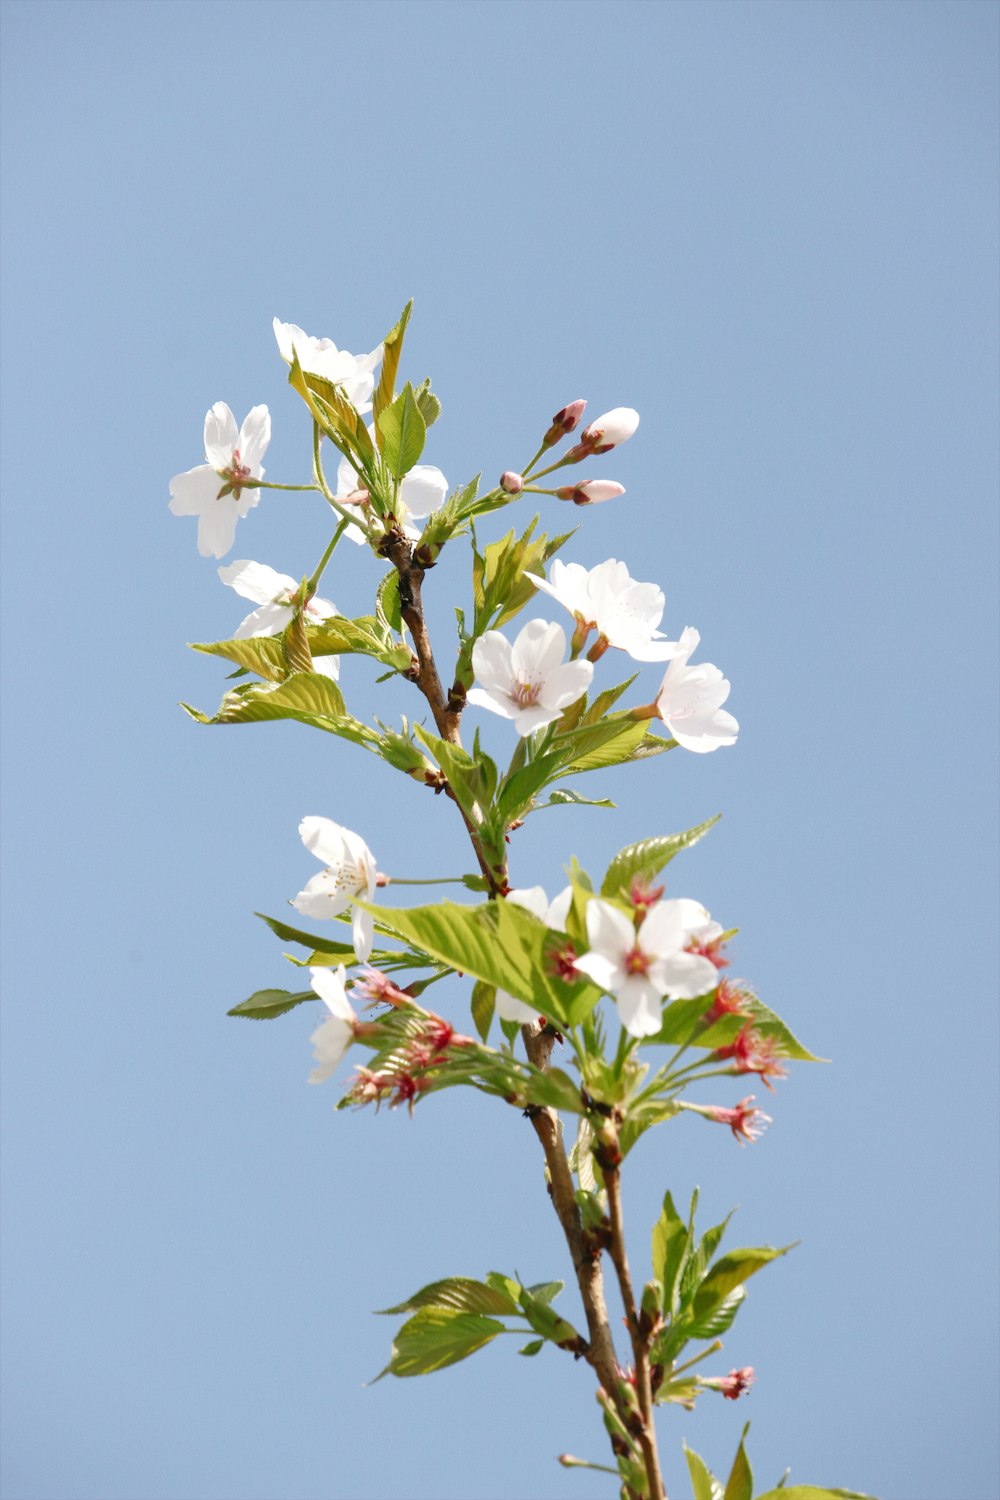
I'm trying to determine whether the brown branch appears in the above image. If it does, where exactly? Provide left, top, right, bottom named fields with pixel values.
left=604, top=1150, right=667, bottom=1500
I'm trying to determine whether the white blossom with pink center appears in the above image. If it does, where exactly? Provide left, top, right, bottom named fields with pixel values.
left=573, top=897, right=720, bottom=1037
left=654, top=626, right=738, bottom=753
left=292, top=816, right=379, bottom=962
left=526, top=559, right=683, bottom=663
left=467, top=620, right=593, bottom=737
left=335, top=439, right=448, bottom=546
left=168, top=402, right=270, bottom=559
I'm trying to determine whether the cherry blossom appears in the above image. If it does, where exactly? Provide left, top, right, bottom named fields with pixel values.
left=307, top=965, right=357, bottom=1084
left=496, top=885, right=573, bottom=1023
left=217, top=560, right=340, bottom=679
left=714, top=1025, right=788, bottom=1090
left=706, top=1095, right=772, bottom=1145
left=272, top=318, right=381, bottom=413
left=526, top=559, right=683, bottom=663
left=168, top=402, right=270, bottom=558
left=467, top=620, right=593, bottom=736
left=292, top=816, right=379, bottom=962
left=654, top=626, right=739, bottom=753
left=573, top=897, right=719, bottom=1037
left=554, top=480, right=626, bottom=506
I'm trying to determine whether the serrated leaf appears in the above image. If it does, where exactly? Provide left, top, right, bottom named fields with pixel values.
left=191, top=635, right=289, bottom=683
left=255, top=912, right=356, bottom=955
left=692, top=1246, right=794, bottom=1320
left=555, top=718, right=673, bottom=778
left=684, top=1443, right=723, bottom=1500
left=378, top=1276, right=519, bottom=1317
left=376, top=570, right=403, bottom=633
left=374, top=1306, right=503, bottom=1380
left=652, top=1190, right=690, bottom=1316
left=377, top=383, right=426, bottom=478
left=412, top=376, right=441, bottom=428
left=601, top=816, right=721, bottom=898
left=307, top=616, right=412, bottom=672
left=227, top=988, right=314, bottom=1020
left=685, top=1284, right=746, bottom=1339
left=471, top=980, right=495, bottom=1042
left=288, top=349, right=374, bottom=461
left=723, top=1427, right=753, bottom=1500
left=542, top=788, right=615, bottom=810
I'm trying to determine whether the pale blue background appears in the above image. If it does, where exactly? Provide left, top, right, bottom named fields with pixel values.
left=2, top=3, right=997, bottom=1498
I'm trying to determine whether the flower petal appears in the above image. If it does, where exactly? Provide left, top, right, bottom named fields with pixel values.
left=399, top=465, right=448, bottom=520
left=196, top=499, right=240, bottom=559
left=352, top=905, right=374, bottom=963
left=238, top=405, right=271, bottom=471
left=471, top=632, right=514, bottom=694
left=657, top=950, right=720, bottom=999
left=536, top=659, right=593, bottom=710
left=310, top=964, right=353, bottom=1020
left=292, top=870, right=349, bottom=919
left=203, top=402, right=238, bottom=468
left=218, top=559, right=295, bottom=605
left=168, top=465, right=219, bottom=515
left=615, top=976, right=663, bottom=1037
left=495, top=988, right=540, bottom=1024
left=506, top=887, right=549, bottom=921
left=299, top=815, right=350, bottom=868
left=511, top=619, right=566, bottom=680
left=232, top=602, right=292, bottom=638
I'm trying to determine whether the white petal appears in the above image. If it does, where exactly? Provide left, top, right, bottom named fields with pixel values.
left=671, top=709, right=739, bottom=753
left=292, top=870, right=349, bottom=919
left=196, top=499, right=240, bottom=559
left=335, top=451, right=360, bottom=497
left=585, top=898, right=636, bottom=962
left=168, top=464, right=220, bottom=515
left=537, top=659, right=593, bottom=710
left=471, top=632, right=514, bottom=694
left=299, top=815, right=351, bottom=868
left=546, top=886, right=573, bottom=931
left=506, top=886, right=549, bottom=921
left=313, top=654, right=341, bottom=680
left=573, top=950, right=621, bottom=992
left=308, top=1013, right=353, bottom=1083
left=495, top=988, right=540, bottom=1024
left=203, top=402, right=238, bottom=468
left=352, top=905, right=374, bottom=963
left=218, top=559, right=295, bottom=605
left=238, top=406, right=271, bottom=471
left=399, top=465, right=448, bottom=520
left=511, top=619, right=566, bottom=680
left=310, top=964, right=353, bottom=1020
left=233, top=602, right=291, bottom=638
left=465, top=687, right=518, bottom=721
left=637, top=900, right=690, bottom=959
left=512, top=701, right=563, bottom=736
left=656, top=950, right=720, bottom=999
left=615, top=977, right=663, bottom=1037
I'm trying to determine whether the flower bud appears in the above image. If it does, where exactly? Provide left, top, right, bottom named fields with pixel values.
left=500, top=470, right=524, bottom=495
left=542, top=398, right=587, bottom=447
left=555, top=480, right=626, bottom=506
left=580, top=406, right=640, bottom=453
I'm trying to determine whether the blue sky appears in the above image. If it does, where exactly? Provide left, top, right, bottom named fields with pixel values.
left=1, top=3, right=997, bottom=1498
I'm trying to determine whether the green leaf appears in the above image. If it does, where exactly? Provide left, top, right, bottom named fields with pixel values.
left=414, top=726, right=496, bottom=826
left=377, top=382, right=426, bottom=478
left=191, top=635, right=289, bottom=683
left=601, top=816, right=722, bottom=899
left=692, top=1246, right=794, bottom=1320
left=755, top=1489, right=878, bottom=1500
left=518, top=1284, right=582, bottom=1351
left=374, top=1306, right=504, bottom=1380
left=541, top=788, right=615, bottom=811
left=376, top=570, right=403, bottom=633
left=684, top=1443, right=723, bottom=1500
left=255, top=912, right=356, bottom=955
left=412, top=376, right=441, bottom=428
left=471, top=980, right=495, bottom=1042
left=723, top=1427, right=753, bottom=1500
left=372, top=300, right=412, bottom=438
left=367, top=899, right=600, bottom=1029
left=307, top=616, right=413, bottom=672
left=685, top=1284, right=746, bottom=1339
left=227, top=988, right=314, bottom=1020
left=517, top=1339, right=545, bottom=1357
left=555, top=718, right=674, bottom=778
left=378, top=1276, right=519, bottom=1317
left=652, top=1191, right=690, bottom=1316
left=288, top=349, right=374, bottom=462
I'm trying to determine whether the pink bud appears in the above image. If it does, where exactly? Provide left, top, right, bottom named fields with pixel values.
left=580, top=406, right=640, bottom=453
left=500, top=470, right=524, bottom=494
left=555, top=480, right=626, bottom=506
left=542, top=399, right=587, bottom=447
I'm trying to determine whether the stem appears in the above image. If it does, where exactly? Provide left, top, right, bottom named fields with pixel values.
left=312, top=422, right=372, bottom=536
left=521, top=1026, right=622, bottom=1397
left=384, top=876, right=469, bottom=886
left=604, top=1156, right=667, bottom=1500
left=308, top=518, right=350, bottom=592
left=252, top=480, right=321, bottom=492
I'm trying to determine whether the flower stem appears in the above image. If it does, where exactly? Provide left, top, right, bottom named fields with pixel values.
left=308, top=518, right=350, bottom=592
left=383, top=876, right=469, bottom=886
left=312, top=422, right=371, bottom=537
left=252, top=480, right=320, bottom=492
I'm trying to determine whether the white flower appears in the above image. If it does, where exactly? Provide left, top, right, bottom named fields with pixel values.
left=558, top=480, right=626, bottom=506
left=168, top=402, right=270, bottom=558
left=574, top=898, right=720, bottom=1037
left=496, top=885, right=573, bottom=1023
left=335, top=442, right=448, bottom=547
left=292, top=816, right=378, bottom=962
left=526, top=559, right=683, bottom=663
left=654, top=627, right=738, bottom=753
left=581, top=407, right=639, bottom=452
left=218, top=560, right=341, bottom=679
left=273, top=318, right=382, bottom=414
left=467, top=620, right=594, bottom=737
left=307, top=965, right=357, bottom=1083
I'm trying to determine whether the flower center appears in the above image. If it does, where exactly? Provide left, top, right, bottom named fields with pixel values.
left=216, top=447, right=253, bottom=501
left=510, top=677, right=542, bottom=708
left=624, top=945, right=649, bottom=975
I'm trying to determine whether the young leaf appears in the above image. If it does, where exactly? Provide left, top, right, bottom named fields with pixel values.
left=378, top=1276, right=519, bottom=1317
left=691, top=1245, right=795, bottom=1321
left=471, top=980, right=495, bottom=1043
left=412, top=376, right=441, bottom=428
left=754, top=1489, right=878, bottom=1500
left=722, top=1426, right=753, bottom=1500
left=191, top=635, right=289, bottom=683
left=684, top=1443, right=723, bottom=1500
left=601, top=816, right=722, bottom=899
left=372, top=299, right=413, bottom=436
left=227, top=988, right=314, bottom=1020
left=374, top=1306, right=504, bottom=1380
left=517, top=1339, right=544, bottom=1357
left=377, top=382, right=426, bottom=478
left=181, top=674, right=379, bottom=750
left=376, top=570, right=403, bottom=633
left=652, top=1190, right=690, bottom=1316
